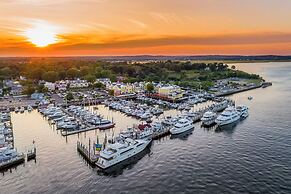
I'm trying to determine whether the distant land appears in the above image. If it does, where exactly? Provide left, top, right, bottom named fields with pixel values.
left=1, top=55, right=291, bottom=63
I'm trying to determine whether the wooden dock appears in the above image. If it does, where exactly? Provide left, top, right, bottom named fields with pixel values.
left=62, top=126, right=99, bottom=136
left=0, top=155, right=25, bottom=171
left=152, top=128, right=170, bottom=140
left=27, top=147, right=37, bottom=161
left=77, top=141, right=99, bottom=166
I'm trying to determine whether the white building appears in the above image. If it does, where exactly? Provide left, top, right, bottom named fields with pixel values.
left=44, top=82, right=56, bottom=91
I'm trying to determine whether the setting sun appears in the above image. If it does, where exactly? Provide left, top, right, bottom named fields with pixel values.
left=24, top=21, right=59, bottom=47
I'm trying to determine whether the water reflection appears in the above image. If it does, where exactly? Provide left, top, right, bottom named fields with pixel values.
left=170, top=128, right=194, bottom=140
left=215, top=120, right=239, bottom=135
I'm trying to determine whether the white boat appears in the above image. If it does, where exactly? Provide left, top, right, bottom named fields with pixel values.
left=0, top=147, right=19, bottom=162
left=201, top=111, right=217, bottom=126
left=140, top=112, right=152, bottom=120
left=162, top=116, right=177, bottom=126
left=19, top=107, right=25, bottom=113
left=0, top=134, right=6, bottom=148
left=137, top=126, right=153, bottom=139
left=61, top=122, right=79, bottom=131
left=96, top=138, right=151, bottom=169
left=27, top=106, right=33, bottom=112
left=48, top=111, right=65, bottom=119
left=56, top=117, right=76, bottom=129
left=14, top=107, right=20, bottom=113
left=236, top=105, right=249, bottom=118
left=215, top=106, right=240, bottom=126
left=170, top=118, right=194, bottom=135
left=89, top=118, right=115, bottom=130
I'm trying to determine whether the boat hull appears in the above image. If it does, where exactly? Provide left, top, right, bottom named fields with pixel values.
left=170, top=125, right=194, bottom=135
left=96, top=140, right=151, bottom=169
left=215, top=115, right=240, bottom=126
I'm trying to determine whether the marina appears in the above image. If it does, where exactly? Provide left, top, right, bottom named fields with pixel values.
left=0, top=62, right=290, bottom=194
left=0, top=111, right=36, bottom=171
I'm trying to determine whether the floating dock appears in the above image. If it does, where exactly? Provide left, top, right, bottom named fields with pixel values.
left=0, top=155, right=25, bottom=171
left=27, top=147, right=37, bottom=161
left=77, top=141, right=99, bottom=166
left=62, top=126, right=99, bottom=136
left=152, top=128, right=170, bottom=140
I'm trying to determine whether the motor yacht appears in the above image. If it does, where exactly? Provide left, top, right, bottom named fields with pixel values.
left=0, top=147, right=20, bottom=162
left=96, top=138, right=151, bottom=169
left=170, top=118, right=194, bottom=135
left=236, top=105, right=249, bottom=118
left=161, top=116, right=177, bottom=126
left=19, top=107, right=25, bottom=113
left=215, top=106, right=240, bottom=126
left=201, top=111, right=217, bottom=126
left=0, top=134, right=6, bottom=148
left=56, top=117, right=76, bottom=129
left=14, top=107, right=20, bottom=113
left=140, top=112, right=153, bottom=120
left=89, top=118, right=115, bottom=130
left=27, top=105, right=33, bottom=112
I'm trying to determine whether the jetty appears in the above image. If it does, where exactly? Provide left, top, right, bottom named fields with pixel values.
left=27, top=147, right=37, bottom=161
left=0, top=155, right=25, bottom=171
left=152, top=128, right=170, bottom=140
left=77, top=141, right=99, bottom=166
left=62, top=126, right=98, bottom=136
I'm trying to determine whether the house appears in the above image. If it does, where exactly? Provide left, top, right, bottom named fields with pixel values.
left=106, top=82, right=137, bottom=96
left=31, top=92, right=45, bottom=100
left=55, top=81, right=67, bottom=91
left=44, top=82, right=56, bottom=91
left=69, top=79, right=89, bottom=88
left=96, top=78, right=111, bottom=85
left=158, top=85, right=184, bottom=100
left=3, top=80, right=23, bottom=96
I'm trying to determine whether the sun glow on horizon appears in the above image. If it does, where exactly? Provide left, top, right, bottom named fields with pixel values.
left=23, top=21, right=60, bottom=47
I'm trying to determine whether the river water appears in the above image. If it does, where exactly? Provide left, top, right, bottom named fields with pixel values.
left=1, top=62, right=291, bottom=194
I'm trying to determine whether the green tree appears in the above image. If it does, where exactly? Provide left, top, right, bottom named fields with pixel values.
left=37, top=84, right=45, bottom=93
left=66, top=92, right=74, bottom=101
left=84, top=74, right=96, bottom=83
left=42, top=71, right=59, bottom=82
left=23, top=85, right=36, bottom=95
left=67, top=68, right=79, bottom=79
left=108, top=89, right=114, bottom=96
left=93, top=82, right=104, bottom=89
left=146, top=82, right=154, bottom=93
left=78, top=95, right=83, bottom=101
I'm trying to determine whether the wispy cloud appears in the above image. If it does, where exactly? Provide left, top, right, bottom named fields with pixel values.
left=51, top=32, right=291, bottom=50
left=0, top=0, right=107, bottom=6
left=127, top=19, right=147, bottom=29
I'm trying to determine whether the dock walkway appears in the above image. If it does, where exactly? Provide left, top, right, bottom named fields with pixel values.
left=77, top=141, right=99, bottom=165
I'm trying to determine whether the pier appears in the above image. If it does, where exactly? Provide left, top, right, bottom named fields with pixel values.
left=0, top=155, right=25, bottom=171
left=62, top=126, right=98, bottom=136
left=27, top=147, right=37, bottom=161
left=77, top=141, right=99, bottom=166
left=152, top=128, right=170, bottom=140
left=59, top=107, right=115, bottom=136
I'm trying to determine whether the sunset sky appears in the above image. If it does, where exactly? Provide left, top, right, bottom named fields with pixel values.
left=1, top=0, right=291, bottom=56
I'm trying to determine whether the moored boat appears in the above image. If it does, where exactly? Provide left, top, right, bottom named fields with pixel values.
left=170, top=118, right=194, bottom=135
left=215, top=106, right=240, bottom=126
left=201, top=111, right=217, bottom=126
left=96, top=138, right=151, bottom=169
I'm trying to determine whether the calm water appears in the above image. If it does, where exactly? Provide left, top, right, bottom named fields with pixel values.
left=1, top=62, right=291, bottom=194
